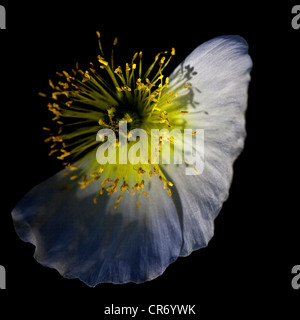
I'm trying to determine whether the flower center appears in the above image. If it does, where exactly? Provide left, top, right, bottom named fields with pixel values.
left=40, top=32, right=191, bottom=209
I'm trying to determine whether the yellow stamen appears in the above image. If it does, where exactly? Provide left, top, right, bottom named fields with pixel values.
left=41, top=33, right=185, bottom=209
left=49, top=79, right=55, bottom=89
left=93, top=196, right=98, bottom=204
left=98, top=55, right=109, bottom=67
left=137, top=167, right=146, bottom=175
left=48, top=149, right=59, bottom=156
left=167, top=188, right=172, bottom=197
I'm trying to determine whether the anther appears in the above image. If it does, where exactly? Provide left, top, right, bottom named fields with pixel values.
left=137, top=167, right=146, bottom=174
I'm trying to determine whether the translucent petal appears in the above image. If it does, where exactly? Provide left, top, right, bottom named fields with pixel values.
left=12, top=159, right=182, bottom=285
left=164, top=35, right=252, bottom=256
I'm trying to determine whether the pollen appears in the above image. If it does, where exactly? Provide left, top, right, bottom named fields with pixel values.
left=137, top=167, right=146, bottom=175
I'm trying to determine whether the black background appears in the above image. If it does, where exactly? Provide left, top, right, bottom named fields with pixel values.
left=0, top=0, right=299, bottom=315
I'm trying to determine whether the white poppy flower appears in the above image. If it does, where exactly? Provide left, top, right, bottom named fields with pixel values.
left=12, top=33, right=252, bottom=286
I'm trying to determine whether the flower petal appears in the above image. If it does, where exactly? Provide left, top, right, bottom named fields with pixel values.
left=165, top=35, right=252, bottom=256
left=12, top=157, right=182, bottom=285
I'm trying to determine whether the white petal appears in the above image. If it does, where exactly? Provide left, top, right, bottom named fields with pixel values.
left=164, top=35, right=252, bottom=256
left=12, top=158, right=182, bottom=285
left=169, top=35, right=252, bottom=113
